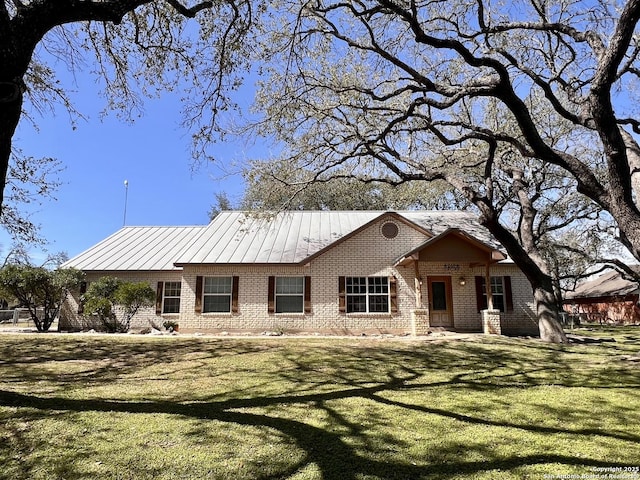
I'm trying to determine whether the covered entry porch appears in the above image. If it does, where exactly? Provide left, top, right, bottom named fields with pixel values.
left=395, top=228, right=507, bottom=335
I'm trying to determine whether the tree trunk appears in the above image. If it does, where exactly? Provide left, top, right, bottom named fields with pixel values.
left=0, top=82, right=23, bottom=213
left=29, top=312, right=45, bottom=332
left=476, top=211, right=569, bottom=343
left=533, top=285, right=568, bottom=343
left=0, top=0, right=142, bottom=216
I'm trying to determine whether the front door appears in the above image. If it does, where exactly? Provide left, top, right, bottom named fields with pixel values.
left=428, top=276, right=453, bottom=327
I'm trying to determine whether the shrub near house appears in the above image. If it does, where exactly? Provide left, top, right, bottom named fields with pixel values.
left=82, top=277, right=156, bottom=333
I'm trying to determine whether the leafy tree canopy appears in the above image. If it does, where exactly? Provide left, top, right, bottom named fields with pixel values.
left=210, top=163, right=464, bottom=217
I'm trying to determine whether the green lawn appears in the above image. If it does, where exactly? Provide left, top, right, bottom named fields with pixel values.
left=0, top=328, right=639, bottom=480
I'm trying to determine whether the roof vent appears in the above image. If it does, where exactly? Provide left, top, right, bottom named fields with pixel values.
left=381, top=221, right=399, bottom=239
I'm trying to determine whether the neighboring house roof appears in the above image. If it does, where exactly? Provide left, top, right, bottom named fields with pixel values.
left=566, top=269, right=640, bottom=300
left=62, top=210, right=505, bottom=271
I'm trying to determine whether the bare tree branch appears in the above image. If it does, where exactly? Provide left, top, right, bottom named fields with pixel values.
left=165, top=0, right=214, bottom=18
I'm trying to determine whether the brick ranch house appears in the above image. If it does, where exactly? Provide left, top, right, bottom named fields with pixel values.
left=60, top=210, right=540, bottom=336
left=563, top=269, right=640, bottom=324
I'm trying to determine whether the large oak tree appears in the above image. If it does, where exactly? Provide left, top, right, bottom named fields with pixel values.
left=0, top=0, right=253, bottom=212
left=238, top=0, right=640, bottom=342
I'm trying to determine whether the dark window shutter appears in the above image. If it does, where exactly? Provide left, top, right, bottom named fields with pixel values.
left=268, top=276, right=275, bottom=313
left=504, top=276, right=513, bottom=312
left=232, top=276, right=240, bottom=313
left=156, top=282, right=164, bottom=315
left=195, top=276, right=203, bottom=313
left=78, top=281, right=88, bottom=314
left=338, top=276, right=346, bottom=313
left=389, top=276, right=398, bottom=313
left=475, top=276, right=487, bottom=311
left=304, top=276, right=312, bottom=314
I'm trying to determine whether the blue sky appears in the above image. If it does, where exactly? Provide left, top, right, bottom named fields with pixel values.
left=2, top=70, right=256, bottom=263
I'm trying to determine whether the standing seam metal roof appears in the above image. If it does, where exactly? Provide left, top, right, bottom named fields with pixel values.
left=61, top=225, right=208, bottom=271
left=62, top=210, right=502, bottom=271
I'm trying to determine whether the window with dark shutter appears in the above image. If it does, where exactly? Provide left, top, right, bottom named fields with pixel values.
left=162, top=282, right=181, bottom=314
left=232, top=276, right=240, bottom=313
left=156, top=282, right=164, bottom=315
left=272, top=277, right=305, bottom=313
left=304, top=276, right=312, bottom=314
left=390, top=276, right=398, bottom=313
left=268, top=276, right=275, bottom=313
left=475, top=276, right=513, bottom=312
left=338, top=276, right=346, bottom=313
left=504, top=276, right=513, bottom=312
left=202, top=277, right=233, bottom=313
left=78, top=281, right=88, bottom=314
left=195, top=276, right=203, bottom=313
left=475, top=276, right=487, bottom=311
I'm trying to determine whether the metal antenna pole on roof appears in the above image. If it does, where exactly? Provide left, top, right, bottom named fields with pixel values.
left=123, top=180, right=129, bottom=226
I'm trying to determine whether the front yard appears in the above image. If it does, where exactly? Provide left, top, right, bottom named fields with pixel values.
left=0, top=328, right=639, bottom=479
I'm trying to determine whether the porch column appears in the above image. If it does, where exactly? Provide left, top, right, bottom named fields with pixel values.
left=485, top=262, right=494, bottom=310
left=411, top=308, right=430, bottom=335
left=411, top=259, right=429, bottom=335
left=414, top=260, right=423, bottom=308
left=482, top=258, right=500, bottom=335
left=482, top=309, right=502, bottom=335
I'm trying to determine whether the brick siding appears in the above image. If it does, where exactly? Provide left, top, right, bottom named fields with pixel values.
left=60, top=218, right=538, bottom=336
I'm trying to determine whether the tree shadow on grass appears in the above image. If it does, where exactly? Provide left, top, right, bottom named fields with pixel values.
left=0, top=380, right=638, bottom=479
left=1, top=333, right=639, bottom=479
left=0, top=335, right=284, bottom=394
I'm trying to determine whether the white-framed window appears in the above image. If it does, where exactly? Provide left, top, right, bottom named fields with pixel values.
left=345, top=276, right=390, bottom=313
left=476, top=276, right=512, bottom=312
left=275, top=277, right=304, bottom=313
left=488, top=277, right=505, bottom=312
left=203, top=276, right=233, bottom=313
left=162, top=281, right=181, bottom=314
